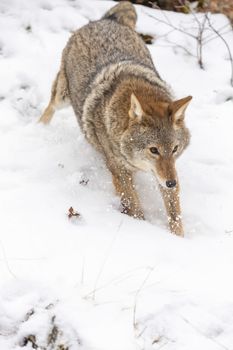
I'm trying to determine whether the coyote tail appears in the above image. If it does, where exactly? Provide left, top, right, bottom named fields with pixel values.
left=102, top=1, right=137, bottom=30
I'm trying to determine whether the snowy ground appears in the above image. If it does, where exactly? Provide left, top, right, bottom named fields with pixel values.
left=0, top=0, right=233, bottom=349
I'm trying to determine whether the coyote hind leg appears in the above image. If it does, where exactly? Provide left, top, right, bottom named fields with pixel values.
left=39, top=68, right=70, bottom=124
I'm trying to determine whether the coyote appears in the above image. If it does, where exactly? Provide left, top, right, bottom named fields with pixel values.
left=39, top=1, right=192, bottom=236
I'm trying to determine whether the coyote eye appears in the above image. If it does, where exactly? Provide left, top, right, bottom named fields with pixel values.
left=150, top=147, right=159, bottom=155
left=173, top=145, right=178, bottom=153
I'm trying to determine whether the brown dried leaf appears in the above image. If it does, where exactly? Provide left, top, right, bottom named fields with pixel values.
left=68, top=207, right=81, bottom=219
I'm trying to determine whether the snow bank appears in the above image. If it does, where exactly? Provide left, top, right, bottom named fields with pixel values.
left=0, top=1, right=233, bottom=349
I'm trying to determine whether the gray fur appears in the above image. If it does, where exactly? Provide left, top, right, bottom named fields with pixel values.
left=39, top=1, right=192, bottom=236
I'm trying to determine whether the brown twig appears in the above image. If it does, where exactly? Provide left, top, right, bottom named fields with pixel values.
left=205, top=13, right=233, bottom=86
left=145, top=2, right=233, bottom=76
left=144, top=8, right=197, bottom=39
left=145, top=5, right=205, bottom=69
left=197, top=15, right=207, bottom=69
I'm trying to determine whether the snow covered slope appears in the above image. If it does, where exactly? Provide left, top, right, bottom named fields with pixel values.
left=0, top=1, right=233, bottom=349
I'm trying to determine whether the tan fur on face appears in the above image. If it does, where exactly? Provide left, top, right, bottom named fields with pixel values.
left=155, top=156, right=177, bottom=183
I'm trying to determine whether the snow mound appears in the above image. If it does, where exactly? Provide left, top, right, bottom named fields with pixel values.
left=0, top=282, right=87, bottom=350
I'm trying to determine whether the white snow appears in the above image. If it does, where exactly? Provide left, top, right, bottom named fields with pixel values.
left=0, top=1, right=233, bottom=349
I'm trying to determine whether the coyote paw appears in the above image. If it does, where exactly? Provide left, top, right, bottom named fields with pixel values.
left=169, top=221, right=184, bottom=237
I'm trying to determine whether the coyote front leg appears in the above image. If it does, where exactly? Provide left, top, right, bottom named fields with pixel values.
left=159, top=183, right=184, bottom=236
left=110, top=166, right=144, bottom=220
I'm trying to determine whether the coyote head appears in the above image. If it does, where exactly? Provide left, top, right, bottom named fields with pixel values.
left=121, top=94, right=192, bottom=188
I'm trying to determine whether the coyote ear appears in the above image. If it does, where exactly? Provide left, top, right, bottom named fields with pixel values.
left=170, top=96, right=192, bottom=125
left=129, top=93, right=143, bottom=122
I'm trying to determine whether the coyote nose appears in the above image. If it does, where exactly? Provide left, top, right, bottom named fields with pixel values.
left=166, top=180, right=176, bottom=188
